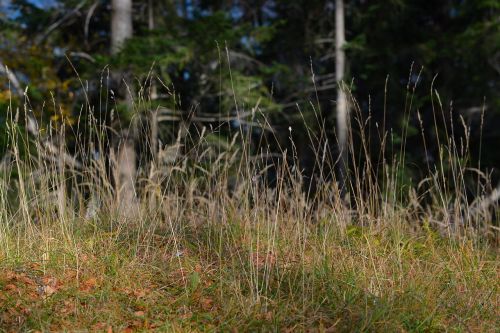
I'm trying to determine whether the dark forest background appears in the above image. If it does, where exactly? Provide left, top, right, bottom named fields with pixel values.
left=1, top=0, right=499, bottom=197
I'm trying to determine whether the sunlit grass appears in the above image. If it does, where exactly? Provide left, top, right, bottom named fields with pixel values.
left=0, top=76, right=498, bottom=331
left=0, top=212, right=498, bottom=331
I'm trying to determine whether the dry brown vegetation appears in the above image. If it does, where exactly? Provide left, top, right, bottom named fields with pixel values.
left=0, top=86, right=499, bottom=332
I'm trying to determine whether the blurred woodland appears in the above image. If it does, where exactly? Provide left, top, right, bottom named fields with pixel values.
left=0, top=0, right=499, bottom=205
left=0, top=3, right=500, bottom=330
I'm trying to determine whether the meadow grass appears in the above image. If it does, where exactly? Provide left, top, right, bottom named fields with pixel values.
left=0, top=200, right=498, bottom=332
left=0, top=81, right=499, bottom=332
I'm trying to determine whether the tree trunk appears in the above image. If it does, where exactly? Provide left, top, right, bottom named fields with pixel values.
left=148, top=0, right=154, bottom=31
left=147, top=0, right=160, bottom=210
left=148, top=0, right=158, bottom=161
left=111, top=0, right=138, bottom=217
left=335, top=0, right=348, bottom=193
left=111, top=0, right=133, bottom=55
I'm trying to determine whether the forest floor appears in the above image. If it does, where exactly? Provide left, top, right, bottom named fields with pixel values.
left=0, top=216, right=498, bottom=332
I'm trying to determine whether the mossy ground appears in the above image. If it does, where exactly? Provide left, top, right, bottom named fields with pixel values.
left=1, top=216, right=498, bottom=332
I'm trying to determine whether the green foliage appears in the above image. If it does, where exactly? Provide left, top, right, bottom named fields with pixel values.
left=0, top=0, right=499, bottom=194
left=110, top=34, right=193, bottom=80
left=220, top=70, right=280, bottom=114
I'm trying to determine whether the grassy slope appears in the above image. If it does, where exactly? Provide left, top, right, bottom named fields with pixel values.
left=0, top=209, right=498, bottom=332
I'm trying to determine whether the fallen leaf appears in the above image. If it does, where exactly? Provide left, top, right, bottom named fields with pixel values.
left=132, top=289, right=146, bottom=298
left=17, top=274, right=36, bottom=286
left=64, top=269, right=77, bottom=279
left=128, top=320, right=143, bottom=328
left=178, top=310, right=192, bottom=320
left=134, top=311, right=145, bottom=317
left=200, top=297, right=214, bottom=311
left=29, top=262, right=41, bottom=270
left=92, top=322, right=107, bottom=330
left=4, top=284, right=17, bottom=291
left=43, top=285, right=57, bottom=297
left=28, top=291, right=39, bottom=300
left=80, top=277, right=97, bottom=292
left=134, top=304, right=146, bottom=311
left=42, top=276, right=58, bottom=287
left=19, top=307, right=31, bottom=315
left=5, top=271, right=16, bottom=280
left=60, top=300, right=75, bottom=315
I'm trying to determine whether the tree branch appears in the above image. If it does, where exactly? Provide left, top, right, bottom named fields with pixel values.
left=35, top=0, right=87, bottom=45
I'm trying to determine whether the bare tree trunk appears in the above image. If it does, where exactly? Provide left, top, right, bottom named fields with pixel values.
left=335, top=0, right=348, bottom=193
left=115, top=137, right=137, bottom=211
left=111, top=0, right=133, bottom=55
left=147, top=0, right=160, bottom=210
left=111, top=0, right=138, bottom=217
left=148, top=0, right=154, bottom=31
left=148, top=0, right=158, bottom=161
